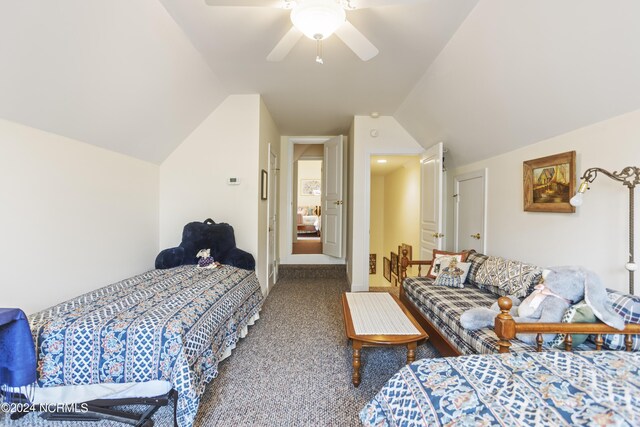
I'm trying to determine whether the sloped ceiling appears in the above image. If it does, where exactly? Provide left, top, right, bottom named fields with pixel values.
left=0, top=1, right=229, bottom=163
left=157, top=0, right=478, bottom=136
left=395, top=0, right=640, bottom=167
left=1, top=1, right=639, bottom=166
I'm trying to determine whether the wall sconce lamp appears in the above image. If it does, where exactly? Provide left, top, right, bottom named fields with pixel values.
left=570, top=166, right=640, bottom=294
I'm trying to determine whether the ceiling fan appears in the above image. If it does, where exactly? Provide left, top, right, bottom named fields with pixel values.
left=204, top=0, right=424, bottom=64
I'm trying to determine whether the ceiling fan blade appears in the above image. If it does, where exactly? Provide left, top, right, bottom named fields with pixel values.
left=348, top=0, right=427, bottom=8
left=267, top=26, right=303, bottom=62
left=204, top=0, right=284, bottom=7
left=334, top=20, right=379, bottom=61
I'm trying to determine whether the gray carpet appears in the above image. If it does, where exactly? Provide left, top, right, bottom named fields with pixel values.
left=1, top=273, right=438, bottom=427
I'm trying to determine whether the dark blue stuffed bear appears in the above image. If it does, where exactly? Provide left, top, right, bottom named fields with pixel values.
left=155, top=218, right=255, bottom=271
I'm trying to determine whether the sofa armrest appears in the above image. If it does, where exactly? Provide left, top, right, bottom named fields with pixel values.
left=155, top=247, right=185, bottom=270
left=220, top=247, right=255, bottom=271
left=494, top=296, right=640, bottom=353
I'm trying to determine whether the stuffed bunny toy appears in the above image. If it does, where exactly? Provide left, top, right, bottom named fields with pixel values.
left=460, top=266, right=625, bottom=344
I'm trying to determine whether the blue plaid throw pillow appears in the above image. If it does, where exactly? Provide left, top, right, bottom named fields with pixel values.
left=600, top=290, right=640, bottom=351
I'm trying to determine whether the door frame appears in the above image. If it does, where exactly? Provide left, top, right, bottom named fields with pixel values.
left=267, top=144, right=279, bottom=293
left=362, top=147, right=424, bottom=289
left=453, top=169, right=488, bottom=253
left=281, top=136, right=345, bottom=265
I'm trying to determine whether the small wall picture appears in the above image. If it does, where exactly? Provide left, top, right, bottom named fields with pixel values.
left=369, top=254, right=376, bottom=275
left=301, top=179, right=321, bottom=196
left=383, top=257, right=391, bottom=282
left=390, top=252, right=399, bottom=278
left=523, top=151, right=575, bottom=213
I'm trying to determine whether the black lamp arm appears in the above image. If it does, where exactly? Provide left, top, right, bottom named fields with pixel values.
left=580, top=166, right=640, bottom=189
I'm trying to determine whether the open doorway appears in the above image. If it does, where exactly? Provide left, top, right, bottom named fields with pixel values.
left=293, top=155, right=323, bottom=255
left=369, top=154, right=422, bottom=290
left=282, top=136, right=345, bottom=265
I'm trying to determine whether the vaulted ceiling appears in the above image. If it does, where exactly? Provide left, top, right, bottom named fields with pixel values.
left=1, top=1, right=639, bottom=166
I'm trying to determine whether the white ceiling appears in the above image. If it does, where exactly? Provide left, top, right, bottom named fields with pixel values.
left=158, top=0, right=478, bottom=136
left=1, top=1, right=639, bottom=166
left=371, top=155, right=419, bottom=176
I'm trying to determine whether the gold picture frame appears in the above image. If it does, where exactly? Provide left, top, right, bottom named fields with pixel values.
left=523, top=151, right=575, bottom=213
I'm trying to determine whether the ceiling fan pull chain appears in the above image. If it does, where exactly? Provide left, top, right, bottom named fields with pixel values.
left=315, top=35, right=324, bottom=64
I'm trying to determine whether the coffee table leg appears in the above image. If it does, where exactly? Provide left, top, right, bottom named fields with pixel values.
left=407, top=342, right=417, bottom=365
left=352, top=340, right=362, bottom=387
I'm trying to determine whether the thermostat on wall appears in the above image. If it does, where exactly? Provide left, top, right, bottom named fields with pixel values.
left=227, top=177, right=240, bottom=185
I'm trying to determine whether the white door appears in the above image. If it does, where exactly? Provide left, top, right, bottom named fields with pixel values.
left=268, top=147, right=278, bottom=289
left=420, top=142, right=444, bottom=259
left=322, top=135, right=343, bottom=258
left=454, top=170, right=486, bottom=253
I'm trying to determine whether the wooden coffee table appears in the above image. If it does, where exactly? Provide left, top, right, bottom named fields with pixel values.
left=342, top=292, right=428, bottom=387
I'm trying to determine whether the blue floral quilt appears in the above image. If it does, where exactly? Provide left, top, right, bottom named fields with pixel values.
left=28, top=265, right=263, bottom=427
left=361, top=351, right=640, bottom=426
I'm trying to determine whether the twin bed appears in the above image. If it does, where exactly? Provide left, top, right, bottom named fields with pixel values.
left=24, top=264, right=263, bottom=427
left=361, top=350, right=640, bottom=426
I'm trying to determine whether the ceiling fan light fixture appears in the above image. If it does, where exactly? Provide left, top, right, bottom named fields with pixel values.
left=290, top=0, right=346, bottom=40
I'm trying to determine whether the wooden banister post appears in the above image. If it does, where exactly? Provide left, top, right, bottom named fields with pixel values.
left=400, top=249, right=409, bottom=281
left=494, top=297, right=515, bottom=353
left=400, top=249, right=409, bottom=300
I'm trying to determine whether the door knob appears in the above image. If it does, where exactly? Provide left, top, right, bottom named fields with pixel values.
left=471, top=233, right=481, bottom=239
left=334, top=200, right=343, bottom=205
left=432, top=233, right=444, bottom=238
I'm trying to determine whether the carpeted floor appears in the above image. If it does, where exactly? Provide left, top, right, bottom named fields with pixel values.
left=2, top=271, right=438, bottom=427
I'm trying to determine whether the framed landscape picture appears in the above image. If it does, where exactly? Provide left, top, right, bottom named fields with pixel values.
left=383, top=257, right=391, bottom=282
left=523, top=151, right=576, bottom=213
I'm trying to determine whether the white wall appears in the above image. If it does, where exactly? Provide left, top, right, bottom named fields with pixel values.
left=0, top=119, right=159, bottom=314
left=450, top=109, right=640, bottom=295
left=297, top=160, right=322, bottom=207
left=159, top=94, right=278, bottom=295
left=349, top=116, right=424, bottom=291
left=159, top=95, right=261, bottom=281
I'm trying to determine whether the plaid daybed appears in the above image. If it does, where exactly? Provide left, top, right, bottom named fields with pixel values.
left=403, top=277, right=593, bottom=355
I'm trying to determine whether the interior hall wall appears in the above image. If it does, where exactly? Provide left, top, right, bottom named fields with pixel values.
left=159, top=95, right=262, bottom=287
left=351, top=116, right=423, bottom=291
left=449, top=109, right=640, bottom=294
left=382, top=158, right=422, bottom=284
left=0, top=119, right=159, bottom=314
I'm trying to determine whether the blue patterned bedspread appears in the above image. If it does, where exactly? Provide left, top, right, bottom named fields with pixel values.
left=28, top=265, right=263, bottom=427
left=361, top=351, right=640, bottom=426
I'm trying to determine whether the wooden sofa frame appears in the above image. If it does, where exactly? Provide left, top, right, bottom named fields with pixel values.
left=400, top=249, right=640, bottom=355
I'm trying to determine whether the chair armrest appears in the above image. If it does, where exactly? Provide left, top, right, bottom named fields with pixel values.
left=220, top=247, right=255, bottom=271
left=155, top=247, right=185, bottom=270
